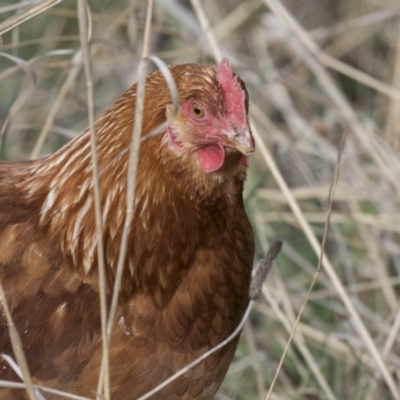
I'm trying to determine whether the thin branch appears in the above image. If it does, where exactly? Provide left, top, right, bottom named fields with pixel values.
left=105, top=0, right=154, bottom=344
left=263, top=0, right=400, bottom=101
left=261, top=285, right=338, bottom=400
left=29, top=5, right=132, bottom=159
left=77, top=0, right=110, bottom=399
left=96, top=0, right=155, bottom=394
left=0, top=380, right=91, bottom=400
left=266, top=131, right=347, bottom=399
left=0, top=51, right=37, bottom=157
left=0, top=0, right=62, bottom=36
left=190, top=0, right=222, bottom=61
left=29, top=50, right=81, bottom=159
left=0, top=288, right=37, bottom=400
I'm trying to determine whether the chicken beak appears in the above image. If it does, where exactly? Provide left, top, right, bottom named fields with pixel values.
left=223, top=127, right=255, bottom=156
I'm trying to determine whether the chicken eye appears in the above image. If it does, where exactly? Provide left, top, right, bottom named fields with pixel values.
left=192, top=105, right=205, bottom=118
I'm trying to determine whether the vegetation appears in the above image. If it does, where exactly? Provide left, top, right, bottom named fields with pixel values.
left=1, top=0, right=400, bottom=399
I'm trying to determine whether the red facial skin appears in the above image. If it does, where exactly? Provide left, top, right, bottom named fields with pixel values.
left=167, top=58, right=252, bottom=174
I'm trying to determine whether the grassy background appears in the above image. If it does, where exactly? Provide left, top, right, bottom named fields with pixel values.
left=1, top=0, right=400, bottom=399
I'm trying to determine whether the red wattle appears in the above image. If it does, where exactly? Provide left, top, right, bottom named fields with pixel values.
left=197, top=144, right=225, bottom=173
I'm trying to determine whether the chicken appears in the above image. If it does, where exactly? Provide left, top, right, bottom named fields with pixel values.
left=0, top=58, right=255, bottom=399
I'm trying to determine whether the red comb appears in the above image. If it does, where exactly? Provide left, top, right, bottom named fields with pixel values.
left=216, top=58, right=247, bottom=126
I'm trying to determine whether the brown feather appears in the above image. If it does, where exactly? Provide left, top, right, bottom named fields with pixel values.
left=0, top=62, right=254, bottom=399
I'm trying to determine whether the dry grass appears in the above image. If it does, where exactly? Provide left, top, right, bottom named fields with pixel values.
left=1, top=0, right=400, bottom=399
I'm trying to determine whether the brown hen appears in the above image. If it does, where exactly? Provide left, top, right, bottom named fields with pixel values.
left=0, top=58, right=255, bottom=399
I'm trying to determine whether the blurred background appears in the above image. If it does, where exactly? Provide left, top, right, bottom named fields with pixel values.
left=1, top=0, right=400, bottom=399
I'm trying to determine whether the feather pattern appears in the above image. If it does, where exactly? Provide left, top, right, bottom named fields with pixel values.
left=0, top=60, right=254, bottom=399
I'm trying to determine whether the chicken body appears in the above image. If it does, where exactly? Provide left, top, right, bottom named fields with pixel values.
left=0, top=59, right=255, bottom=399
